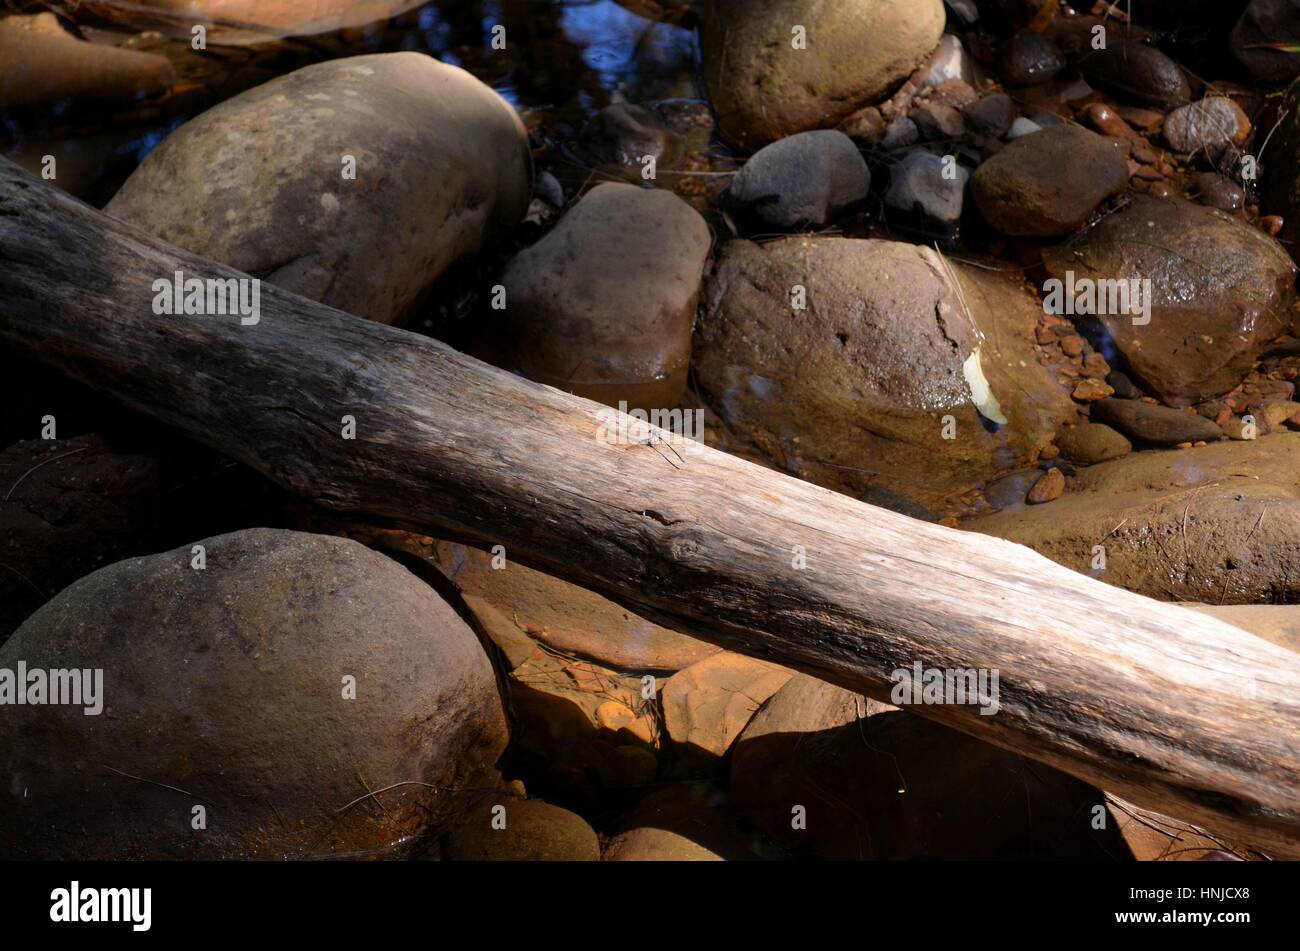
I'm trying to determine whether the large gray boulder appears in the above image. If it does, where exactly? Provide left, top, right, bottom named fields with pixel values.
left=106, top=53, right=531, bottom=326
left=0, top=528, right=508, bottom=859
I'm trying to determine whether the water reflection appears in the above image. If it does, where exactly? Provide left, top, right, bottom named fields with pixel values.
left=0, top=0, right=700, bottom=203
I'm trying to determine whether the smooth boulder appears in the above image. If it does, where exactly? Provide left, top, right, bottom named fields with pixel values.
left=70, top=1, right=428, bottom=46
left=1163, top=98, right=1251, bottom=155
left=1056, top=422, right=1132, bottom=465
left=0, top=528, right=509, bottom=859
left=106, top=53, right=531, bottom=325
left=883, top=148, right=969, bottom=240
left=1070, top=35, right=1191, bottom=110
left=607, top=783, right=756, bottom=860
left=971, top=125, right=1129, bottom=237
left=443, top=799, right=600, bottom=861
left=498, top=182, right=710, bottom=410
left=1090, top=399, right=1222, bottom=446
left=1043, top=198, right=1297, bottom=406
left=701, top=0, right=947, bottom=150
left=0, top=13, right=175, bottom=111
left=725, top=130, right=870, bottom=232
left=969, top=435, right=1300, bottom=604
left=693, top=236, right=1075, bottom=507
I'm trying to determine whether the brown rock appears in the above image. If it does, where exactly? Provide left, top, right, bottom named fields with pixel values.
left=71, top=0, right=426, bottom=47
left=0, top=529, right=508, bottom=859
left=1042, top=197, right=1297, bottom=405
left=1196, top=168, right=1248, bottom=211
left=971, top=125, right=1129, bottom=236
left=701, top=0, right=947, bottom=149
left=1071, top=35, right=1192, bottom=110
left=1092, top=398, right=1224, bottom=445
left=1060, top=334, right=1087, bottom=357
left=969, top=435, right=1300, bottom=603
left=506, top=650, right=659, bottom=795
left=603, top=827, right=724, bottom=861
left=1073, top=379, right=1115, bottom=402
left=1057, top=422, right=1132, bottom=464
left=608, top=783, right=756, bottom=859
left=838, top=105, right=886, bottom=144
left=444, top=800, right=600, bottom=861
left=694, top=237, right=1075, bottom=507
left=0, top=14, right=175, bottom=111
left=428, top=540, right=718, bottom=673
left=661, top=653, right=794, bottom=759
left=1027, top=466, right=1065, bottom=503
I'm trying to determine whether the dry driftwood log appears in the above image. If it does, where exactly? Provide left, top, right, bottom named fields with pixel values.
left=2, top=157, right=1299, bottom=856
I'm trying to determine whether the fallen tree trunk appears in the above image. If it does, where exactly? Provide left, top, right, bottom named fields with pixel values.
left=2, top=157, right=1298, bottom=856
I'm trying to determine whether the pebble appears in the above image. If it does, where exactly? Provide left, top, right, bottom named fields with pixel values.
left=1074, top=37, right=1192, bottom=110
left=882, top=116, right=920, bottom=149
left=965, top=93, right=1015, bottom=139
left=1027, top=467, right=1065, bottom=504
left=1072, top=379, right=1115, bottom=402
left=1001, top=32, right=1066, bottom=86
left=984, top=469, right=1040, bottom=509
left=1083, top=102, right=1137, bottom=140
left=861, top=486, right=940, bottom=522
left=883, top=148, right=968, bottom=240
left=1091, top=398, right=1224, bottom=446
left=1163, top=97, right=1252, bottom=154
left=911, top=102, right=965, bottom=141
left=1195, top=172, right=1245, bottom=212
left=1057, top=423, right=1132, bottom=465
